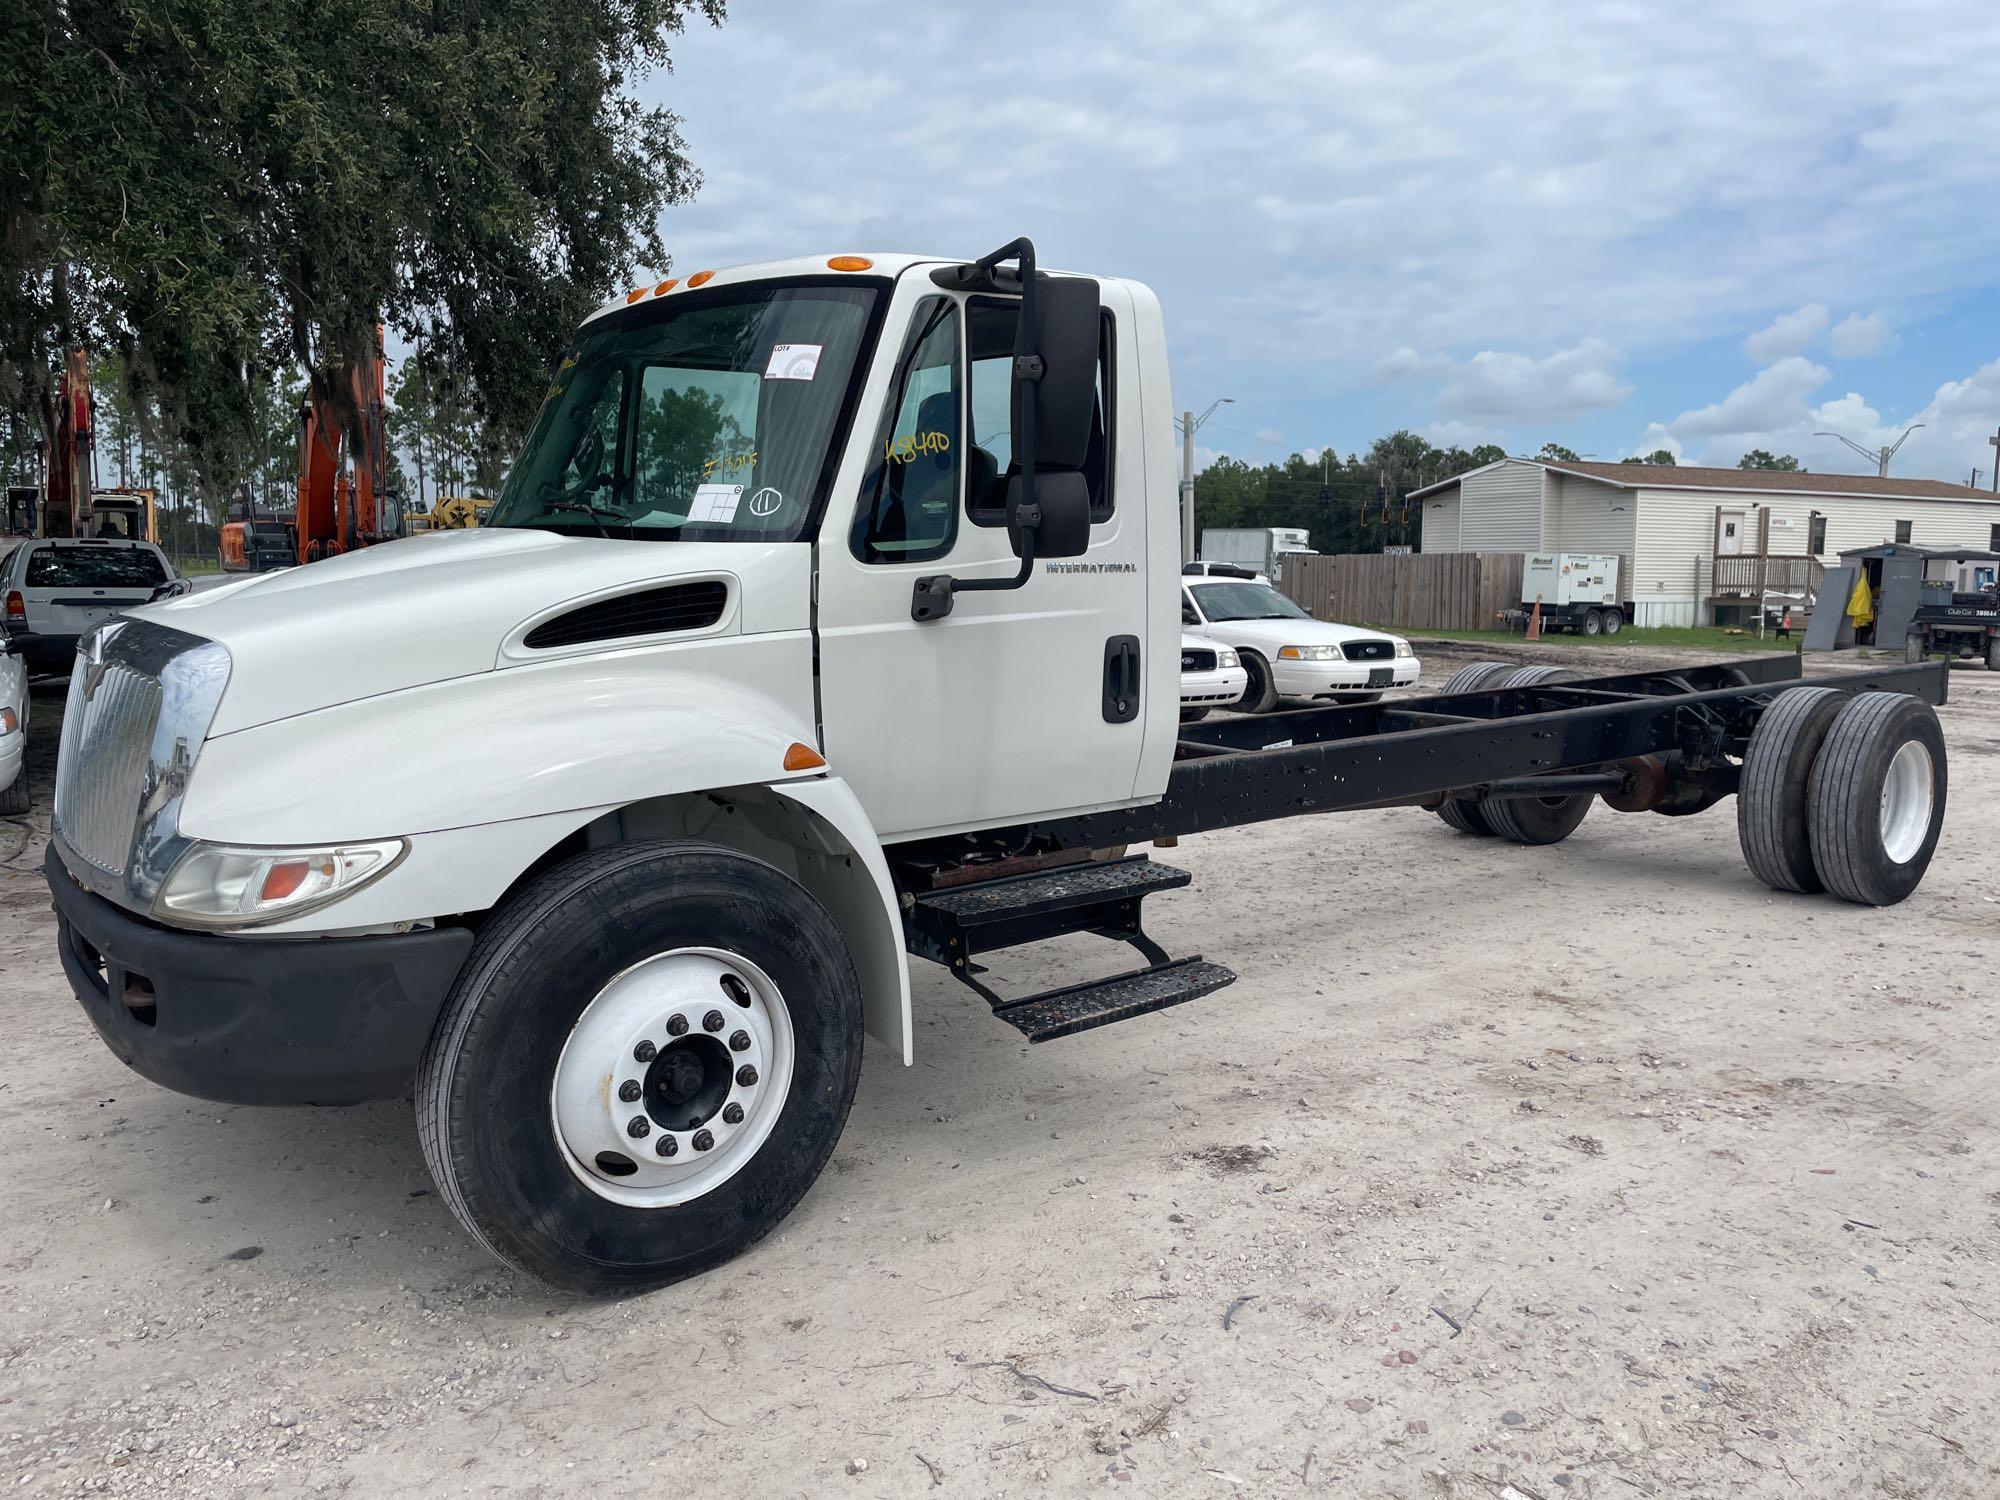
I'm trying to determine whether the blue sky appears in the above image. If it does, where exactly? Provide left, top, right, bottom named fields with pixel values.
left=636, top=0, right=2000, bottom=486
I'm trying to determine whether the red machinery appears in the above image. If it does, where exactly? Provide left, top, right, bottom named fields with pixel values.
left=295, top=327, right=399, bottom=563
left=35, top=349, right=94, bottom=538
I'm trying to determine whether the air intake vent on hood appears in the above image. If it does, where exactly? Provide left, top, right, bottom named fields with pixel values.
left=523, top=581, right=729, bottom=650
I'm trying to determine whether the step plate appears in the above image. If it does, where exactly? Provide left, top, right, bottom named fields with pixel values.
left=993, top=957, right=1238, bottom=1044
left=912, top=856, right=1191, bottom=927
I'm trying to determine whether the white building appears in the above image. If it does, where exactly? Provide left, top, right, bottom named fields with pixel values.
left=1411, top=459, right=2000, bottom=626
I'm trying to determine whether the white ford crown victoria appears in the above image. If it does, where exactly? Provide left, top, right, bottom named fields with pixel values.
left=1181, top=576, right=1419, bottom=712
left=1178, top=633, right=1247, bottom=721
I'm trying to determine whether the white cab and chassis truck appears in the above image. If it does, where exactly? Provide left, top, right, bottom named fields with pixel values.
left=46, top=242, right=1952, bottom=1292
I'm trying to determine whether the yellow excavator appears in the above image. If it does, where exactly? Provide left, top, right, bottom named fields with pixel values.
left=408, top=494, right=494, bottom=532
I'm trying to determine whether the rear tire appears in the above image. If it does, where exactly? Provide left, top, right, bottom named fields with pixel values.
left=1483, top=666, right=1593, bottom=844
left=1736, top=685, right=1844, bottom=893
left=1238, top=653, right=1279, bottom=714
left=1807, top=693, right=1947, bottom=907
left=1432, top=662, right=1518, bottom=833
left=1602, top=609, right=1624, bottom=635
left=0, top=775, right=26, bottom=815
left=1582, top=609, right=1604, bottom=636
left=1905, top=632, right=1926, bottom=664
left=417, top=840, right=864, bottom=1293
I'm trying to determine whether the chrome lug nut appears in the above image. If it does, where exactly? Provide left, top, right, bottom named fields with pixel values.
left=618, top=1080, right=642, bottom=1103
left=703, top=1010, right=725, bottom=1032
left=729, top=1029, right=751, bottom=1052
left=735, top=1064, right=758, bottom=1087
left=721, top=1102, right=745, bottom=1125
left=626, top=1117, right=651, bottom=1139
left=666, top=1014, right=689, bottom=1037
left=633, top=1040, right=657, bottom=1062
left=692, top=1129, right=715, bottom=1152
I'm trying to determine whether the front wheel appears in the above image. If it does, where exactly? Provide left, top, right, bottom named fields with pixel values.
left=1905, top=632, right=1927, bottom=664
left=417, top=840, right=864, bottom=1293
left=1238, top=653, right=1280, bottom=714
left=1582, top=609, right=1604, bottom=636
left=1179, top=706, right=1210, bottom=724
left=1602, top=608, right=1624, bottom=635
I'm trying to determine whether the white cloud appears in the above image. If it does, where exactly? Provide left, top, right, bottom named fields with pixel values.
left=1743, top=304, right=1829, bottom=364
left=1648, top=356, right=2000, bottom=483
left=1254, top=427, right=1285, bottom=446
left=1828, top=311, right=1893, bottom=358
left=1382, top=339, right=1631, bottom=424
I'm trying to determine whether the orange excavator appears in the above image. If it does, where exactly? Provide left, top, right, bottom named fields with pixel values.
left=7, top=352, right=155, bottom=542
left=291, top=325, right=404, bottom=564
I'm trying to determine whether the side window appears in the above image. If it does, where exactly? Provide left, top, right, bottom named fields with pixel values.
left=1808, top=514, right=1828, bottom=556
left=1894, top=519, right=1913, bottom=544
left=1181, top=590, right=1200, bottom=625
left=851, top=297, right=960, bottom=564
left=965, top=297, right=1112, bottom=526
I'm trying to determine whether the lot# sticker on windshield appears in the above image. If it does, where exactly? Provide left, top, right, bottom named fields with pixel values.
left=690, top=483, right=744, bottom=522
left=764, top=343, right=823, bottom=381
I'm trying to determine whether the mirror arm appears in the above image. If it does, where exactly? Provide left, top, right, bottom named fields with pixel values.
left=911, top=525, right=1037, bottom=622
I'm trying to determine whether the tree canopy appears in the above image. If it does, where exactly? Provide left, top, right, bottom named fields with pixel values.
left=2, top=0, right=724, bottom=502
left=1621, top=448, right=1677, bottom=466
left=1738, top=450, right=1802, bottom=471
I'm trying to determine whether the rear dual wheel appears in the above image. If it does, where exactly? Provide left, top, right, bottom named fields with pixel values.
left=417, top=841, right=864, bottom=1294
left=1430, top=663, right=1591, bottom=844
left=1433, top=661, right=1514, bottom=835
left=1737, top=688, right=1946, bottom=906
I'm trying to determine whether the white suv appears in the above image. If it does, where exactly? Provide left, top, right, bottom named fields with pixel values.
left=1, top=537, right=185, bottom=676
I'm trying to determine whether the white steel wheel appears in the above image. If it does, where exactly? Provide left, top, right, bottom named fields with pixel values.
left=1877, top=739, right=1935, bottom=865
left=552, top=948, right=796, bottom=1207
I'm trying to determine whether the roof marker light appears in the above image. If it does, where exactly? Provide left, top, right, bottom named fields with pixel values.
left=653, top=278, right=679, bottom=296
left=686, top=270, right=715, bottom=288
left=827, top=256, right=873, bottom=272
left=624, top=287, right=648, bottom=304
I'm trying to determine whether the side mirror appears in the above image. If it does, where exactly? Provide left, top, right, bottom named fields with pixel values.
left=151, top=578, right=196, bottom=602
left=913, top=237, right=1099, bottom=619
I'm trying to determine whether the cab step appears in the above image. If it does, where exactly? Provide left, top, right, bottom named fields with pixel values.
left=992, top=957, right=1238, bottom=1043
left=906, top=854, right=1191, bottom=966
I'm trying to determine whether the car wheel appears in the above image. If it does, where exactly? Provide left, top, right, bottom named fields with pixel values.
left=1238, top=653, right=1279, bottom=714
left=417, top=840, right=864, bottom=1293
left=0, top=774, right=26, bottom=815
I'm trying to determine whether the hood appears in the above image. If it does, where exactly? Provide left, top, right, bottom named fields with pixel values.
left=136, top=528, right=801, bottom=735
left=1197, top=615, right=1399, bottom=651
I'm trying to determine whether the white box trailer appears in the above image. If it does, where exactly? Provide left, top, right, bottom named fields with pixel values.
left=1201, top=526, right=1316, bottom=578
left=1522, top=552, right=1623, bottom=635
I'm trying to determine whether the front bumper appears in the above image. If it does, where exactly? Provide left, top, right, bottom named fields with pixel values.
left=46, top=845, right=474, bottom=1106
left=1273, top=657, right=1421, bottom=696
left=1179, top=664, right=1249, bottom=708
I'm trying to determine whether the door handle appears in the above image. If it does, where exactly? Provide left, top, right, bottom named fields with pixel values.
left=1102, top=635, right=1140, bottom=724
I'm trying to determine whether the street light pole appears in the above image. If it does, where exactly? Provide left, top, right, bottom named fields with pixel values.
left=1813, top=423, right=1924, bottom=477
left=1175, top=398, right=1233, bottom=562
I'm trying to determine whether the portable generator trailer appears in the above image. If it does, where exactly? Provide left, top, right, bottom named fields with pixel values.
left=45, top=238, right=1955, bottom=1295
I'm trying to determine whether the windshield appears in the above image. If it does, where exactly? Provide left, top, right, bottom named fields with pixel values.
left=1190, top=580, right=1308, bottom=622
left=26, top=547, right=166, bottom=588
left=488, top=281, right=881, bottom=542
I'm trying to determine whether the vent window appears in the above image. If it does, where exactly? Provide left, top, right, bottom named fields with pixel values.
left=523, top=581, right=728, bottom=650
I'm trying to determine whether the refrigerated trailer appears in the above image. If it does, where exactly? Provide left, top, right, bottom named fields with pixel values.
left=45, top=240, right=1951, bottom=1292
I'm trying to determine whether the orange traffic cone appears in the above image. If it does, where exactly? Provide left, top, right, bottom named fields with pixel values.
left=1525, top=595, right=1543, bottom=642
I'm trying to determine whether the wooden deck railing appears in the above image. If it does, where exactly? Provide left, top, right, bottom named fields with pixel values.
left=1711, top=554, right=1824, bottom=599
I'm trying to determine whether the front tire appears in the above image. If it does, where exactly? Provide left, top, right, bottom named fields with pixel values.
left=417, top=840, right=864, bottom=1293
left=1238, top=652, right=1280, bottom=714
left=1179, top=706, right=1210, bottom=724
left=0, top=774, right=26, bottom=815
left=1582, top=609, right=1604, bottom=636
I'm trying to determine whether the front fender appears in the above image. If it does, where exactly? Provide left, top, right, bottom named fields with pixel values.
left=179, top=633, right=818, bottom=844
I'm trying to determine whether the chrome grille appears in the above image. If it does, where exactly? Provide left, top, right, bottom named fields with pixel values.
left=55, top=662, right=163, bottom=876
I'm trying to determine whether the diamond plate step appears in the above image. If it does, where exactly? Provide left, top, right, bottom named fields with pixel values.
left=910, top=855, right=1191, bottom=928
left=991, top=957, right=1237, bottom=1043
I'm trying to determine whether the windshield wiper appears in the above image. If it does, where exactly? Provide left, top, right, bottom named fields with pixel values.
left=542, top=499, right=631, bottom=537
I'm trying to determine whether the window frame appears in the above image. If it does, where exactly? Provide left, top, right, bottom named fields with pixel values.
left=1894, top=519, right=1913, bottom=544
left=962, top=296, right=1115, bottom=529
left=1808, top=514, right=1828, bottom=556
left=849, top=294, right=963, bottom=567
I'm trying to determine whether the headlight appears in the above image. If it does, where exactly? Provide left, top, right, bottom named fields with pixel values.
left=1395, top=640, right=1415, bottom=658
left=1216, top=648, right=1240, bottom=669
left=0, top=706, right=16, bottom=735
left=154, top=839, right=407, bottom=928
left=1277, top=645, right=1338, bottom=661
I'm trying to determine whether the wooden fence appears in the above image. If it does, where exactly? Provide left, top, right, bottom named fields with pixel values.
left=1279, top=551, right=1527, bottom=633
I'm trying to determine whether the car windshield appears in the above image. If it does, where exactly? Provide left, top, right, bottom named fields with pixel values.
left=1190, top=580, right=1307, bottom=621
left=25, top=547, right=166, bottom=588
left=486, top=281, right=881, bottom=543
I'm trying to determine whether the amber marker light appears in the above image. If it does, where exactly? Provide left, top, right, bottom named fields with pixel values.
left=653, top=278, right=679, bottom=296
left=783, top=743, right=828, bottom=772
left=686, top=270, right=715, bottom=288
left=624, top=287, right=648, bottom=304
left=827, top=256, right=873, bottom=272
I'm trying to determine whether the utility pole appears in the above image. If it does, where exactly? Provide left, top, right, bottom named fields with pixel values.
left=1988, top=426, right=1998, bottom=493
left=1174, top=398, right=1233, bottom=562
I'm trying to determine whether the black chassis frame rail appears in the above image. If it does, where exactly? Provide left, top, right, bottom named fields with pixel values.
left=891, top=654, right=1948, bottom=864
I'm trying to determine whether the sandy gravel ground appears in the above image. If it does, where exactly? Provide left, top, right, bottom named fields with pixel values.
left=3, top=642, right=1997, bottom=1499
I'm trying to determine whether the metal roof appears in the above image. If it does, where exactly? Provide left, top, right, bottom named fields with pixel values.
left=1409, top=457, right=1999, bottom=507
